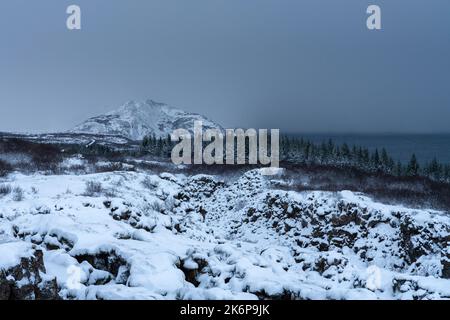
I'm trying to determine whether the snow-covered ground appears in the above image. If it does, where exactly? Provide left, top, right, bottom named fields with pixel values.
left=0, top=166, right=449, bottom=300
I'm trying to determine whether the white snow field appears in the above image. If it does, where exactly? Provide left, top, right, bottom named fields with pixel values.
left=0, top=167, right=449, bottom=300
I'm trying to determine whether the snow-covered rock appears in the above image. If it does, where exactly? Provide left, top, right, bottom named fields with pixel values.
left=0, top=242, right=59, bottom=300
left=0, top=169, right=449, bottom=300
left=71, top=99, right=222, bottom=140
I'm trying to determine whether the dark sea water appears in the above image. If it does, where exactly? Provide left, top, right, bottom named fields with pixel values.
left=290, top=134, right=450, bottom=165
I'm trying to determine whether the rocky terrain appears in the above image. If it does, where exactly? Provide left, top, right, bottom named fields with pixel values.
left=0, top=162, right=449, bottom=300
left=0, top=99, right=449, bottom=300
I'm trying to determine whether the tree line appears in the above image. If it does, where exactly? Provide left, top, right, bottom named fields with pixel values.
left=140, top=134, right=450, bottom=183
left=279, top=136, right=450, bottom=183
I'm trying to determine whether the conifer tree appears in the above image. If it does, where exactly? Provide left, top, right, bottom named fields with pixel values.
left=426, top=157, right=442, bottom=181
left=406, top=154, right=420, bottom=177
left=341, top=143, right=351, bottom=162
left=394, top=161, right=403, bottom=177
left=372, top=149, right=381, bottom=171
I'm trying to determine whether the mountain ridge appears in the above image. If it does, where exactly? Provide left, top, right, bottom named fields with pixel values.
left=71, top=99, right=222, bottom=141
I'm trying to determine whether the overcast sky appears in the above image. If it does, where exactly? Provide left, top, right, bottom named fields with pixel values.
left=1, top=0, right=449, bottom=133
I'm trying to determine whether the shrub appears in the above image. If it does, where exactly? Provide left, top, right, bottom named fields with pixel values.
left=164, top=196, right=176, bottom=212
left=0, top=184, right=11, bottom=196
left=0, top=138, right=62, bottom=173
left=0, top=159, right=12, bottom=177
left=84, top=181, right=103, bottom=197
left=95, top=162, right=123, bottom=173
left=149, top=201, right=164, bottom=213
left=12, top=186, right=24, bottom=201
left=141, top=177, right=159, bottom=190
left=104, top=188, right=117, bottom=198
left=70, top=164, right=88, bottom=173
left=31, top=144, right=62, bottom=171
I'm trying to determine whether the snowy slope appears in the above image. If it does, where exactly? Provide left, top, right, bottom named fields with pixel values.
left=0, top=166, right=449, bottom=300
left=71, top=99, right=222, bottom=140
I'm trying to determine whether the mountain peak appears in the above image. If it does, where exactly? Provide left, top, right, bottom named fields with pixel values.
left=71, top=99, right=221, bottom=141
left=120, top=99, right=166, bottom=110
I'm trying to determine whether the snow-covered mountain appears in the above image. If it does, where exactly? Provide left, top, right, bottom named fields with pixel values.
left=71, top=99, right=222, bottom=140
